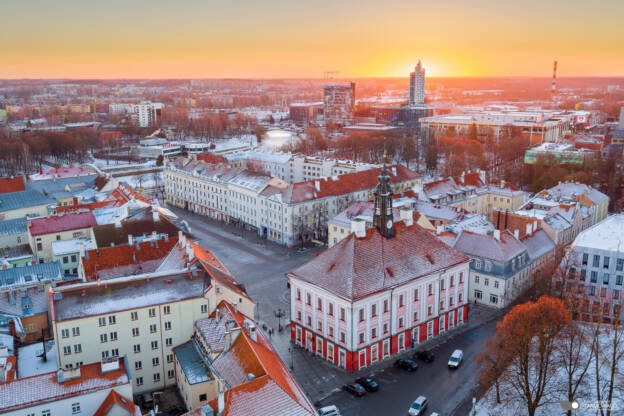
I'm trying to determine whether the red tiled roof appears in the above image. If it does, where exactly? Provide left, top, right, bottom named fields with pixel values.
left=0, top=359, right=129, bottom=412
left=190, top=241, right=229, bottom=272
left=452, top=171, right=484, bottom=188
left=288, top=222, right=469, bottom=300
left=197, top=153, right=228, bottom=164
left=493, top=210, right=540, bottom=238
left=0, top=356, right=17, bottom=383
left=93, top=389, right=140, bottom=416
left=104, top=183, right=151, bottom=205
left=0, top=176, right=25, bottom=194
left=31, top=166, right=96, bottom=180
left=56, top=201, right=114, bottom=214
left=82, top=237, right=179, bottom=281
left=29, top=212, right=97, bottom=236
left=279, top=165, right=420, bottom=204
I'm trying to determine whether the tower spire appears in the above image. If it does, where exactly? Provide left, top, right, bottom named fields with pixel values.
left=373, top=138, right=394, bottom=238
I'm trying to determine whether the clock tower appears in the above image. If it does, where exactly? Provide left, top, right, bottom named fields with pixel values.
left=373, top=152, right=395, bottom=238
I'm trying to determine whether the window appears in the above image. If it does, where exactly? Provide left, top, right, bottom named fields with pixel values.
left=399, top=317, right=404, bottom=328
left=111, top=348, right=119, bottom=357
left=168, top=369, right=175, bottom=379
left=604, top=257, right=610, bottom=269
left=98, top=317, right=106, bottom=326
left=428, top=284, right=433, bottom=296
left=328, top=326, right=334, bottom=338
left=163, top=306, right=170, bottom=315
left=149, top=308, right=156, bottom=317
left=328, top=303, right=334, bottom=316
left=475, top=259, right=482, bottom=269
left=42, top=410, right=51, bottom=416
left=317, top=321, right=323, bottom=331
left=459, top=272, right=464, bottom=284
left=591, top=271, right=598, bottom=283
left=150, top=324, right=157, bottom=333
left=359, top=308, right=364, bottom=321
left=101, top=350, right=110, bottom=359
left=617, top=259, right=624, bottom=272
left=108, top=315, right=116, bottom=325
left=581, top=269, right=587, bottom=280
left=153, top=373, right=161, bottom=382
left=133, top=344, right=141, bottom=353
left=306, top=316, right=312, bottom=326
left=399, top=294, right=404, bottom=307
left=440, top=300, right=445, bottom=310
left=459, top=293, right=463, bottom=303
left=100, top=333, right=108, bottom=343
left=440, top=279, right=445, bottom=290
left=132, top=328, right=139, bottom=337
left=359, top=333, right=364, bottom=344
left=450, top=275, right=454, bottom=287
left=152, top=357, right=160, bottom=366
left=166, top=337, right=173, bottom=347
left=484, top=278, right=489, bottom=286
left=413, top=289, right=419, bottom=301
left=306, top=293, right=311, bottom=305
left=110, top=331, right=118, bottom=341
left=474, top=290, right=483, bottom=300
left=593, top=255, right=600, bottom=267
left=371, top=304, right=377, bottom=317
left=494, top=281, right=499, bottom=289
left=165, top=321, right=172, bottom=330
left=63, top=346, right=72, bottom=355
left=130, top=311, right=138, bottom=321
left=72, top=327, right=80, bottom=336
left=136, top=376, right=144, bottom=386
left=63, top=256, right=69, bottom=264
left=317, top=298, right=322, bottom=311
left=427, top=305, right=433, bottom=316
left=617, top=275, right=623, bottom=286
left=340, top=332, right=346, bottom=343
left=167, top=353, right=174, bottom=363
left=490, top=294, right=499, bottom=305
left=485, top=261, right=492, bottom=272
left=151, top=340, right=158, bottom=349
left=475, top=276, right=480, bottom=284
left=296, top=288, right=301, bottom=300
left=582, top=253, right=588, bottom=266
left=371, top=328, right=377, bottom=338
left=413, top=311, right=418, bottom=322
left=603, top=273, right=610, bottom=285
left=73, top=344, right=82, bottom=353
left=61, top=329, right=69, bottom=338
left=135, top=361, right=143, bottom=370
left=383, top=299, right=389, bottom=312
left=201, top=304, right=208, bottom=313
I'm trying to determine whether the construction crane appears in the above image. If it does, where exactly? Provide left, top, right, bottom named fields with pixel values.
left=323, top=71, right=339, bottom=80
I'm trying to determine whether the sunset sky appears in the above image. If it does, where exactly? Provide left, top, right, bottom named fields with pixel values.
left=3, top=0, right=623, bottom=79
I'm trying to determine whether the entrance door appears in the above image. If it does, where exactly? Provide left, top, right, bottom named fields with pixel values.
left=339, top=349, right=346, bottom=368
left=359, top=350, right=366, bottom=368
left=371, top=344, right=378, bottom=363
left=411, top=327, right=419, bottom=345
left=306, top=333, right=313, bottom=352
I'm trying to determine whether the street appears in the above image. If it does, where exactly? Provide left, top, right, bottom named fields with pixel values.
left=168, top=205, right=500, bottom=415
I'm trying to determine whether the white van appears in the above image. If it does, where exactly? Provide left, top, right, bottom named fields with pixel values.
left=448, top=349, right=463, bottom=368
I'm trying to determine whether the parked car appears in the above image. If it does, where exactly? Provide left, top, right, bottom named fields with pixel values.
left=343, top=383, right=366, bottom=397
left=413, top=349, right=435, bottom=363
left=355, top=377, right=379, bottom=392
left=408, top=396, right=428, bottom=416
left=394, top=358, right=419, bottom=371
left=318, top=405, right=341, bottom=416
left=448, top=349, right=464, bottom=369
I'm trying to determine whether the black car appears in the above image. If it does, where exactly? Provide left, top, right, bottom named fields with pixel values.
left=413, top=350, right=435, bottom=363
left=394, top=358, right=419, bottom=371
left=355, top=377, right=379, bottom=392
left=343, top=383, right=366, bottom=397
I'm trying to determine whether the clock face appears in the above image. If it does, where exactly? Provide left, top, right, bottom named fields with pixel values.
left=386, top=220, right=393, bottom=229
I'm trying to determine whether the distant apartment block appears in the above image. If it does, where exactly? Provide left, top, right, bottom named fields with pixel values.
left=323, top=83, right=356, bottom=126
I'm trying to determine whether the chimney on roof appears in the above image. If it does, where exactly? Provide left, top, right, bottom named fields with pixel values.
left=232, top=302, right=237, bottom=314
left=114, top=219, right=121, bottom=229
left=128, top=234, right=133, bottom=246
left=478, top=169, right=486, bottom=184
left=79, top=242, right=86, bottom=260
left=152, top=205, right=159, bottom=222
left=391, top=166, right=397, bottom=176
left=436, top=225, right=443, bottom=235
left=460, top=171, right=465, bottom=183
left=493, top=229, right=501, bottom=241
left=501, top=180, right=506, bottom=189
left=247, top=322, right=258, bottom=343
left=350, top=218, right=366, bottom=238
left=151, top=231, right=157, bottom=241
left=186, top=244, right=195, bottom=262
left=526, top=223, right=533, bottom=236
left=533, top=220, right=538, bottom=230
left=514, top=229, right=519, bottom=239
left=400, top=206, right=413, bottom=226
left=217, top=383, right=226, bottom=414
left=314, top=180, right=320, bottom=192
left=178, top=230, right=186, bottom=247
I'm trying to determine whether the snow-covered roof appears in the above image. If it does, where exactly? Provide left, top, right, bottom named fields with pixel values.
left=572, top=214, right=624, bottom=253
left=51, top=238, right=93, bottom=257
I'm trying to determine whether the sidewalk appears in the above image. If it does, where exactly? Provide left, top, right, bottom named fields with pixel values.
left=260, top=303, right=504, bottom=404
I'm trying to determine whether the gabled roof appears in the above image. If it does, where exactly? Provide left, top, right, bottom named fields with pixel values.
left=28, top=212, right=97, bottom=236
left=0, top=216, right=28, bottom=236
left=288, top=222, right=468, bottom=300
left=521, top=229, right=556, bottom=261
left=104, top=182, right=151, bottom=205
left=92, top=215, right=183, bottom=247
left=82, top=237, right=179, bottom=281
left=0, top=359, right=130, bottom=413
left=197, top=153, right=228, bottom=164
left=453, top=230, right=527, bottom=262
left=93, top=389, right=140, bottom=416
left=279, top=165, right=419, bottom=204
left=0, top=176, right=25, bottom=194
left=0, top=190, right=54, bottom=213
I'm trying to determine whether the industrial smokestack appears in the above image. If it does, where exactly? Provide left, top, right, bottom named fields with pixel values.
left=551, top=61, right=558, bottom=99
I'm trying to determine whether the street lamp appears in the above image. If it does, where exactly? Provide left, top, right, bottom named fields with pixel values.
left=274, top=308, right=285, bottom=332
